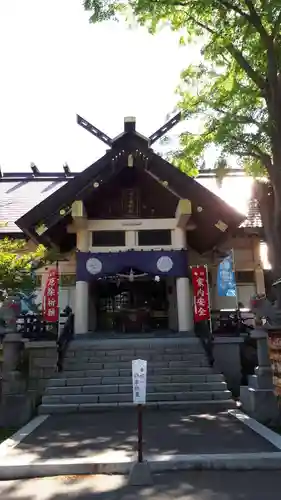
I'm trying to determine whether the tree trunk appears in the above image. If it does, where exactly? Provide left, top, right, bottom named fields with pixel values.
left=255, top=179, right=281, bottom=308
left=272, top=187, right=281, bottom=308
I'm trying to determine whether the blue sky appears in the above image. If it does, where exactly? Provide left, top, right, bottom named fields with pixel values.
left=0, top=0, right=253, bottom=214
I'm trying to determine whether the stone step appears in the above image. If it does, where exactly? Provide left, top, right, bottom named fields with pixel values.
left=63, top=359, right=210, bottom=371
left=64, top=353, right=206, bottom=362
left=39, top=399, right=236, bottom=415
left=47, top=373, right=224, bottom=388
left=66, top=347, right=206, bottom=356
left=42, top=390, right=232, bottom=405
left=58, top=366, right=213, bottom=379
left=45, top=381, right=227, bottom=395
left=38, top=337, right=231, bottom=417
left=67, top=343, right=204, bottom=354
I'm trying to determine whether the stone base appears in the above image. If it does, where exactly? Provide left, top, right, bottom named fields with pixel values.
left=2, top=333, right=24, bottom=372
left=0, top=394, right=34, bottom=427
left=251, top=370, right=273, bottom=390
left=240, top=386, right=279, bottom=425
left=1, top=370, right=26, bottom=395
left=129, top=461, right=153, bottom=486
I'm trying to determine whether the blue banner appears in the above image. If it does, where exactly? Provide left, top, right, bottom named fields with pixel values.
left=217, top=253, right=237, bottom=297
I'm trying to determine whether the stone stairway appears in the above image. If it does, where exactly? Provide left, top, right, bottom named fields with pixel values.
left=39, top=337, right=235, bottom=414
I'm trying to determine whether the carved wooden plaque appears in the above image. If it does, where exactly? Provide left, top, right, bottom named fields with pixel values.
left=121, top=189, right=140, bottom=217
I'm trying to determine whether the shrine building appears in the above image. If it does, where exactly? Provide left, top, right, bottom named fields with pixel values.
left=0, top=115, right=266, bottom=335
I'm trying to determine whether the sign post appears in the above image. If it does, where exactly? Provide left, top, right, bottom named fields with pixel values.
left=137, top=405, right=143, bottom=463
left=129, top=358, right=152, bottom=486
left=132, top=359, right=147, bottom=463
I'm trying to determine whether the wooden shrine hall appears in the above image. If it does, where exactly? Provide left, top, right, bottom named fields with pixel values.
left=9, top=114, right=245, bottom=335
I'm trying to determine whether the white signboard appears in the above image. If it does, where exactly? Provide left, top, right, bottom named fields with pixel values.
left=132, top=359, right=147, bottom=405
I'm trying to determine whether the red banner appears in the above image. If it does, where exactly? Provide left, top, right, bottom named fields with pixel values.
left=42, top=268, right=59, bottom=322
left=191, top=266, right=210, bottom=323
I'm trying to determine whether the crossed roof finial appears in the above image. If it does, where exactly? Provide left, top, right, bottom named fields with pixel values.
left=76, top=112, right=182, bottom=147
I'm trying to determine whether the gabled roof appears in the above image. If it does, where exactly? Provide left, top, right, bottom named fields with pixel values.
left=0, top=172, right=259, bottom=236
left=6, top=118, right=245, bottom=253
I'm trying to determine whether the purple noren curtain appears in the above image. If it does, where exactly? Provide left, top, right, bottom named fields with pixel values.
left=76, top=250, right=188, bottom=281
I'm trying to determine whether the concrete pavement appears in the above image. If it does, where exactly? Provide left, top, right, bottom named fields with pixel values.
left=1, top=410, right=281, bottom=479
left=5, top=411, right=276, bottom=462
left=1, top=471, right=281, bottom=499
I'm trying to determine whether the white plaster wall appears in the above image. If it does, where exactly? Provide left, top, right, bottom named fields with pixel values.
left=189, top=236, right=256, bottom=270
left=59, top=287, right=76, bottom=311
left=189, top=235, right=261, bottom=310
left=87, top=219, right=177, bottom=231
left=237, top=284, right=256, bottom=308
left=219, top=236, right=255, bottom=271
left=211, top=284, right=256, bottom=310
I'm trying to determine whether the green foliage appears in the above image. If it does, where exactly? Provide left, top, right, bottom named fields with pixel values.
left=83, top=0, right=126, bottom=22
left=213, top=157, right=230, bottom=187
left=0, top=238, right=58, bottom=301
left=83, top=0, right=281, bottom=180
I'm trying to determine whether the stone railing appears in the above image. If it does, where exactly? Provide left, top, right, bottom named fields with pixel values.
left=240, top=327, right=279, bottom=424
left=25, top=341, right=57, bottom=397
left=0, top=334, right=57, bottom=427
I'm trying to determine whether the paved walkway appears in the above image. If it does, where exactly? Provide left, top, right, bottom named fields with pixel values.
left=1, top=471, right=281, bottom=499
left=5, top=411, right=277, bottom=462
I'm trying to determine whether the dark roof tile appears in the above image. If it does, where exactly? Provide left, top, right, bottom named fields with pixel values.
left=242, top=198, right=262, bottom=228
left=0, top=180, right=66, bottom=233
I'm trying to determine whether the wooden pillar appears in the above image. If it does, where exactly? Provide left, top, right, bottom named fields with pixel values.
left=72, top=201, right=89, bottom=335
left=173, top=227, right=194, bottom=332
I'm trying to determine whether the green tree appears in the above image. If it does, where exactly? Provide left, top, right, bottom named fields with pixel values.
left=84, top=0, right=281, bottom=304
left=0, top=238, right=57, bottom=301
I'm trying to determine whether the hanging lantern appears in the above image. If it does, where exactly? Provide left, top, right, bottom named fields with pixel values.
left=129, top=269, right=134, bottom=282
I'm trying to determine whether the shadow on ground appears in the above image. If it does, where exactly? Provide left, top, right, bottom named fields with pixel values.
left=6, top=411, right=276, bottom=462
left=1, top=471, right=281, bottom=499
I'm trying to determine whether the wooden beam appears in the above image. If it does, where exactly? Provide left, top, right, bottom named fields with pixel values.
left=77, top=115, right=113, bottom=147
left=149, top=112, right=181, bottom=145
left=71, top=200, right=88, bottom=230
left=71, top=200, right=87, bottom=218
left=175, top=199, right=192, bottom=228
